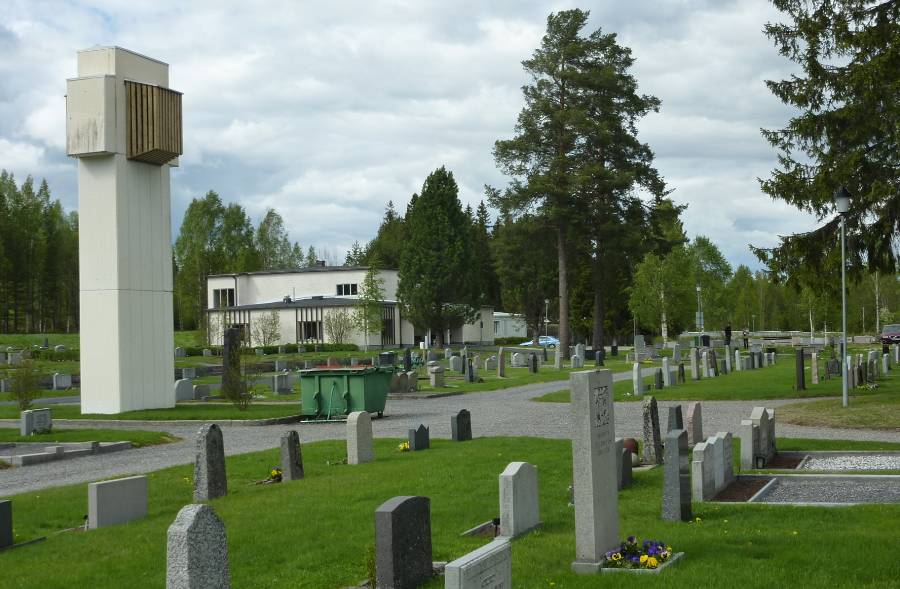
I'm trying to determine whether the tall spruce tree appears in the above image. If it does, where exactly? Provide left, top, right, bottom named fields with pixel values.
left=255, top=208, right=298, bottom=270
left=397, top=167, right=476, bottom=346
left=758, top=0, right=900, bottom=283
left=364, top=201, right=406, bottom=269
left=493, top=9, right=665, bottom=358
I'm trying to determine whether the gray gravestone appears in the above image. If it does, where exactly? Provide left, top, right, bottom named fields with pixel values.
left=571, top=354, right=584, bottom=369
left=202, top=348, right=212, bottom=357
left=182, top=367, right=197, bottom=380
left=484, top=356, right=497, bottom=371
left=528, top=353, right=539, bottom=374
left=54, top=344, right=66, bottom=353
left=690, top=347, right=700, bottom=380
left=166, top=504, right=231, bottom=589
left=667, top=404, right=683, bottom=432
left=273, top=373, right=292, bottom=395
left=274, top=360, right=288, bottom=372
left=499, top=461, right=541, bottom=538
left=642, top=396, right=663, bottom=465
left=740, top=419, right=758, bottom=470
left=375, top=496, right=433, bottom=589
left=709, top=434, right=725, bottom=492
left=428, top=364, right=444, bottom=387
left=88, top=475, right=148, bottom=529
left=662, top=429, right=691, bottom=521
left=673, top=343, right=681, bottom=362
left=444, top=538, right=511, bottom=589
left=554, top=348, right=562, bottom=369
left=193, top=384, right=209, bottom=401
left=466, top=358, right=476, bottom=383
left=595, top=350, right=604, bottom=367
left=175, top=346, right=186, bottom=358
left=175, top=379, right=194, bottom=402
left=497, top=348, right=506, bottom=377
left=811, top=352, right=819, bottom=384
left=52, top=372, right=72, bottom=390
left=570, top=369, right=619, bottom=574
left=632, top=362, right=643, bottom=397
left=409, top=424, right=430, bottom=451
left=194, top=424, right=227, bottom=501
left=678, top=362, right=686, bottom=383
left=449, top=356, right=462, bottom=372
left=701, top=351, right=710, bottom=378
left=685, top=401, right=703, bottom=446
left=347, top=411, right=374, bottom=464
left=406, top=371, right=418, bottom=392
left=451, top=409, right=472, bottom=442
left=0, top=501, right=10, bottom=549
left=20, top=408, right=52, bottom=436
left=716, top=430, right=734, bottom=485
left=280, top=430, right=304, bottom=481
left=662, top=357, right=671, bottom=387
left=691, top=441, right=716, bottom=501
left=795, top=348, right=806, bottom=390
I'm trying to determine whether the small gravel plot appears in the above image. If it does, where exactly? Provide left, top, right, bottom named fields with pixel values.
left=757, top=477, right=900, bottom=504
left=801, top=455, right=900, bottom=471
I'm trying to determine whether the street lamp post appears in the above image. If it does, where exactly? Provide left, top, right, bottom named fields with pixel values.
left=544, top=299, right=550, bottom=337
left=835, top=187, right=851, bottom=408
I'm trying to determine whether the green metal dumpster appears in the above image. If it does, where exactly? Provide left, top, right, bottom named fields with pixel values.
left=299, top=366, right=392, bottom=419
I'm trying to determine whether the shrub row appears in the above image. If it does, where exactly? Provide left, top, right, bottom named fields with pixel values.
left=28, top=348, right=81, bottom=361
left=493, top=337, right=530, bottom=346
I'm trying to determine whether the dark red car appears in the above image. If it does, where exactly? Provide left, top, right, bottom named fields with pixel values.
left=881, top=324, right=900, bottom=345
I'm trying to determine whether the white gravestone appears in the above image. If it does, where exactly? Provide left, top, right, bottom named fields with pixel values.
left=444, top=538, right=511, bottom=589
left=716, top=431, right=734, bottom=484
left=631, top=363, right=643, bottom=397
left=347, top=411, right=374, bottom=464
left=691, top=442, right=716, bottom=501
left=499, top=462, right=541, bottom=538
left=174, top=379, right=193, bottom=402
left=88, top=475, right=148, bottom=529
left=52, top=373, right=72, bottom=390
left=740, top=419, right=758, bottom=470
left=20, top=409, right=52, bottom=436
left=662, top=357, right=671, bottom=387
left=709, top=435, right=725, bottom=492
left=569, top=369, right=618, bottom=574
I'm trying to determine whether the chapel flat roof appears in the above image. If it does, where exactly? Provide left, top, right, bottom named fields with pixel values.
left=209, top=265, right=398, bottom=279
left=213, top=297, right=398, bottom=311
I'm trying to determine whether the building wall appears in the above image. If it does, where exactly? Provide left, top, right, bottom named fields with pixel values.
left=493, top=313, right=528, bottom=339
left=208, top=269, right=400, bottom=308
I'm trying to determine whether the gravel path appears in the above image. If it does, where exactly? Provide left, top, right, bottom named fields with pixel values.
left=756, top=476, right=900, bottom=503
left=800, top=455, right=900, bottom=471
left=3, top=367, right=898, bottom=496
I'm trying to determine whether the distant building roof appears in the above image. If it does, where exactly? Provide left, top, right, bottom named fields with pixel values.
left=208, top=266, right=398, bottom=279
left=212, top=296, right=398, bottom=312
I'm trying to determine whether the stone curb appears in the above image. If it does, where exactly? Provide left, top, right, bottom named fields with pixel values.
left=0, top=415, right=303, bottom=427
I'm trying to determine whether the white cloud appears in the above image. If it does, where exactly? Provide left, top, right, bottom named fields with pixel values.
left=0, top=0, right=818, bottom=269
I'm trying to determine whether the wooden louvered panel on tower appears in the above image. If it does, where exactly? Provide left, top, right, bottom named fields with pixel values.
left=125, top=80, right=183, bottom=165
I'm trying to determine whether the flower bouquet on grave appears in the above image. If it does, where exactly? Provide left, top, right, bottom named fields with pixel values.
left=603, top=536, right=673, bottom=570
left=254, top=467, right=283, bottom=485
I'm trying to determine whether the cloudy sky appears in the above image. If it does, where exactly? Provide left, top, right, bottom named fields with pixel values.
left=1, top=0, right=820, bottom=268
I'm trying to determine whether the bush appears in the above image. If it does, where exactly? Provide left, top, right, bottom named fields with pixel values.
left=494, top=337, right=530, bottom=346
left=10, top=360, right=41, bottom=410
left=242, top=343, right=359, bottom=355
left=30, top=348, right=80, bottom=362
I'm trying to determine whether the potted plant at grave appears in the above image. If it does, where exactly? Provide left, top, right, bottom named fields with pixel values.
left=604, top=536, right=674, bottom=570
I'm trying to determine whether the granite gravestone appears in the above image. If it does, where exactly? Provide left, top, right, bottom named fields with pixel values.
left=685, top=402, right=703, bottom=446
left=182, top=367, right=197, bottom=379
left=569, top=369, right=619, bottom=574
left=662, top=357, right=671, bottom=387
left=347, top=411, right=374, bottom=465
left=20, top=408, right=52, bottom=436
left=0, top=501, right=10, bottom=549
left=678, top=362, right=686, bottom=384
left=811, top=352, right=819, bottom=385
left=166, top=504, right=231, bottom=589
left=691, top=347, right=700, bottom=380
left=620, top=447, right=633, bottom=489
left=662, top=429, right=691, bottom=522
left=716, top=430, right=734, bottom=485
left=795, top=349, right=806, bottom=391
left=175, top=379, right=193, bottom=402
left=642, top=396, right=663, bottom=465
left=194, top=424, right=227, bottom=501
left=444, top=538, right=511, bottom=589
left=409, top=424, right=430, bottom=451
left=691, top=442, right=716, bottom=501
left=428, top=364, right=445, bottom=387
left=52, top=373, right=72, bottom=390
left=632, top=363, right=643, bottom=397
left=375, top=496, right=433, bottom=589
left=497, top=349, right=506, bottom=377
left=499, top=461, right=542, bottom=538
left=451, top=409, right=472, bottom=442
left=449, top=356, right=463, bottom=372
left=280, top=430, right=304, bottom=481
left=667, top=404, right=683, bottom=432
left=88, top=475, right=148, bottom=529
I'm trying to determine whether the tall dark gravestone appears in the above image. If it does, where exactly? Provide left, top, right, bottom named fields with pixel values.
left=451, top=409, right=472, bottom=442
left=662, top=429, right=691, bottom=522
left=375, top=496, right=433, bottom=589
left=222, top=328, right=242, bottom=400
left=795, top=348, right=806, bottom=391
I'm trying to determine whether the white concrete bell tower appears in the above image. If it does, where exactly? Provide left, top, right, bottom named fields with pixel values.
left=66, top=47, right=182, bottom=413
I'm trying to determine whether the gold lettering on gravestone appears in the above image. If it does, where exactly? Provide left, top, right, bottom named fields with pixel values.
left=592, top=385, right=611, bottom=454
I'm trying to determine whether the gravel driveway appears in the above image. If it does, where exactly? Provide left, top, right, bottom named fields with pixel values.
left=2, top=367, right=898, bottom=496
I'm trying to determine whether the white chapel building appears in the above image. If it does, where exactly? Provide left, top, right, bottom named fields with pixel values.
left=205, top=264, right=494, bottom=348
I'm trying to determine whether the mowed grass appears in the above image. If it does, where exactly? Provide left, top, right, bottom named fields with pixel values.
left=532, top=352, right=897, bottom=404
left=2, top=436, right=899, bottom=589
left=0, top=428, right=178, bottom=448
left=0, top=403, right=300, bottom=421
left=778, top=393, right=900, bottom=430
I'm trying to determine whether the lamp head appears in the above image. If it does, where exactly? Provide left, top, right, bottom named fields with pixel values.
left=834, top=186, right=851, bottom=214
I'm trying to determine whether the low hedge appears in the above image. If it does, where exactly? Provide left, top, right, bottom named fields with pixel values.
left=494, top=337, right=530, bottom=346
left=29, top=348, right=81, bottom=362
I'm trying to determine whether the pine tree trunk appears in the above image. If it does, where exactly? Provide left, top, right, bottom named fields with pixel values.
left=557, top=223, right=569, bottom=360
left=591, top=239, right=604, bottom=350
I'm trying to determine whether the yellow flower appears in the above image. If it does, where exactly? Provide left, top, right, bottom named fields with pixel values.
left=640, top=555, right=648, bottom=564
left=611, top=553, right=622, bottom=561
left=647, top=557, right=658, bottom=568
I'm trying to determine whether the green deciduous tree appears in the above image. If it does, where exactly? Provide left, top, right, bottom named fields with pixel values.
left=254, top=208, right=300, bottom=270
left=758, top=0, right=900, bottom=283
left=324, top=308, right=354, bottom=344
left=628, top=246, right=695, bottom=343
left=397, top=167, right=476, bottom=346
left=354, top=260, right=386, bottom=351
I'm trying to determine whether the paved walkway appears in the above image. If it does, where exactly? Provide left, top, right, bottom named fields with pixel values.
left=2, top=368, right=897, bottom=496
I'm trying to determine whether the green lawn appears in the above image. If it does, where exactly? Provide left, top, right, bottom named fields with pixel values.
left=0, top=403, right=300, bottom=421
left=532, top=354, right=897, bottom=403
left=0, top=428, right=178, bottom=448
left=778, top=393, right=900, bottom=430
left=1, top=436, right=898, bottom=588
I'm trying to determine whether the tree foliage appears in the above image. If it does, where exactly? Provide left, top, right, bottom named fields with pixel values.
left=255, top=208, right=302, bottom=270
left=758, top=0, right=900, bottom=283
left=353, top=259, right=386, bottom=350
left=628, top=246, right=695, bottom=341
